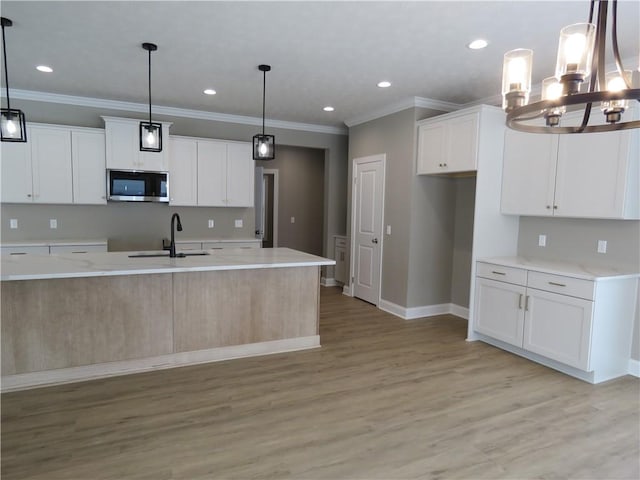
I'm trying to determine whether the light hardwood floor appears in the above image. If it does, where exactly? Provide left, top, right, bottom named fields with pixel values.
left=2, top=287, right=639, bottom=479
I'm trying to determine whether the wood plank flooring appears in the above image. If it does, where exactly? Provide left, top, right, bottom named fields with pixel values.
left=2, top=286, right=639, bottom=479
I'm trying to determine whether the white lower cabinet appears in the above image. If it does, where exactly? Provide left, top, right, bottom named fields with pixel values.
left=473, top=260, right=637, bottom=383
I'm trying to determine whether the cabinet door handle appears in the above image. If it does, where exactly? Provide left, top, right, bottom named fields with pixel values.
left=27, top=194, right=32, bottom=197
left=548, top=281, right=566, bottom=287
left=491, top=270, right=506, bottom=276
left=546, top=205, right=551, bottom=209
left=553, top=205, right=558, bottom=210
left=524, top=295, right=530, bottom=311
left=518, top=294, right=523, bottom=309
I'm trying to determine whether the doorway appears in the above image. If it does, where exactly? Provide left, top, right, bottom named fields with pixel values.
left=255, top=167, right=279, bottom=248
left=350, top=154, right=386, bottom=305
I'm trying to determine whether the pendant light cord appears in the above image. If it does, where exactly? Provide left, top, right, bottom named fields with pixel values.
left=148, top=47, right=152, bottom=124
left=261, top=69, right=266, bottom=135
left=1, top=21, right=11, bottom=111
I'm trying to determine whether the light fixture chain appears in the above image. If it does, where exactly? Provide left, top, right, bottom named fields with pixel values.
left=1, top=20, right=11, bottom=110
left=262, top=69, right=266, bottom=135
left=148, top=47, right=152, bottom=124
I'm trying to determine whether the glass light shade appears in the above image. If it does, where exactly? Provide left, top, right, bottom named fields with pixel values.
left=253, top=134, right=275, bottom=160
left=0, top=108, right=27, bottom=142
left=541, top=77, right=566, bottom=114
left=601, top=70, right=633, bottom=120
left=555, top=23, right=596, bottom=79
left=139, top=122, right=162, bottom=152
left=501, top=49, right=533, bottom=111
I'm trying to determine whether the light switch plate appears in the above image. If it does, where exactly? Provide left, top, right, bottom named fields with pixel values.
left=538, top=234, right=546, bottom=247
left=234, top=219, right=243, bottom=228
left=597, top=240, right=607, bottom=253
left=50, top=219, right=58, bottom=229
left=290, top=216, right=295, bottom=224
left=9, top=219, right=18, bottom=229
left=386, top=225, right=391, bottom=235
left=208, top=219, right=215, bottom=228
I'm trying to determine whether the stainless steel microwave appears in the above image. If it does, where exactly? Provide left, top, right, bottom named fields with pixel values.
left=107, top=170, right=169, bottom=203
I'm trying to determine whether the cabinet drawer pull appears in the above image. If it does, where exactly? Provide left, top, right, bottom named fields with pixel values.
left=491, top=271, right=506, bottom=276
left=525, top=295, right=529, bottom=311
left=518, top=294, right=523, bottom=309
left=71, top=251, right=88, bottom=254
left=548, top=281, right=566, bottom=287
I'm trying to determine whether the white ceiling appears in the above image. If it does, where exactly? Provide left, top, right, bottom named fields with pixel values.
left=2, top=1, right=639, bottom=130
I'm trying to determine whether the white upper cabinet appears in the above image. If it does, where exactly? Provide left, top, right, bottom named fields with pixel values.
left=416, top=109, right=479, bottom=174
left=226, top=142, right=254, bottom=207
left=500, top=109, right=639, bottom=219
left=102, top=116, right=171, bottom=172
left=72, top=130, right=106, bottom=205
left=197, top=139, right=228, bottom=206
left=1, top=138, right=32, bottom=203
left=169, top=137, right=198, bottom=206
left=170, top=136, right=254, bottom=207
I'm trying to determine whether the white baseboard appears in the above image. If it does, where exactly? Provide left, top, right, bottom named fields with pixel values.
left=321, top=277, right=338, bottom=287
left=342, top=284, right=352, bottom=296
left=1, top=336, right=320, bottom=393
left=378, top=300, right=469, bottom=320
left=629, top=359, right=640, bottom=377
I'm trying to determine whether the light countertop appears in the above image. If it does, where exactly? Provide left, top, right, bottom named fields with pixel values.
left=478, top=256, right=640, bottom=281
left=1, top=247, right=335, bottom=281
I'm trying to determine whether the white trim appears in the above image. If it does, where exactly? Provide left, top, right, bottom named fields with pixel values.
left=1, top=336, right=320, bottom=392
left=342, top=284, right=352, bottom=296
left=378, top=300, right=469, bottom=320
left=321, top=277, right=339, bottom=287
left=6, top=89, right=348, bottom=136
left=345, top=96, right=460, bottom=127
left=629, top=359, right=640, bottom=377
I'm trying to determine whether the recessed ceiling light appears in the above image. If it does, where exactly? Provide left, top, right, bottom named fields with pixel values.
left=377, top=81, right=391, bottom=88
left=36, top=65, right=53, bottom=73
left=203, top=89, right=216, bottom=95
left=323, top=106, right=335, bottom=112
left=467, top=39, right=488, bottom=50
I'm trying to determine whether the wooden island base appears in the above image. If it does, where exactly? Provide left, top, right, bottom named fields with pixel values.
left=1, top=266, right=320, bottom=392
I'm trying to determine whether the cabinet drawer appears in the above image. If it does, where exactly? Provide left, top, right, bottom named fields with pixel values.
left=50, top=244, right=107, bottom=254
left=527, top=271, right=595, bottom=300
left=476, top=262, right=527, bottom=285
left=335, top=237, right=347, bottom=248
left=1, top=245, right=50, bottom=255
left=175, top=242, right=203, bottom=251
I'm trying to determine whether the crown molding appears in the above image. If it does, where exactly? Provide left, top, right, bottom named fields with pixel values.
left=6, top=89, right=348, bottom=136
left=344, top=96, right=461, bottom=127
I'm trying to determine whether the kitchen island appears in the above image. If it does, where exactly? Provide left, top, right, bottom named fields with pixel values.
left=1, top=248, right=334, bottom=391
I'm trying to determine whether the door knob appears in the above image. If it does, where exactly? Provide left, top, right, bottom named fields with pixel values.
left=372, top=238, right=378, bottom=244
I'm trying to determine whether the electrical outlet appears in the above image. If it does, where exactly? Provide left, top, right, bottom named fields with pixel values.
left=538, top=234, right=546, bottom=247
left=290, top=216, right=295, bottom=224
left=386, top=225, right=391, bottom=235
left=234, top=219, right=243, bottom=228
left=208, top=219, right=215, bottom=228
left=50, top=219, right=58, bottom=229
left=597, top=240, right=607, bottom=253
left=9, top=219, right=18, bottom=229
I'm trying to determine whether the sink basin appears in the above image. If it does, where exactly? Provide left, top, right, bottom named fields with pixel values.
left=128, top=251, right=209, bottom=258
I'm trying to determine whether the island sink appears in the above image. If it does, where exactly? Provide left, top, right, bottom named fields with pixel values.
left=128, top=251, right=209, bottom=258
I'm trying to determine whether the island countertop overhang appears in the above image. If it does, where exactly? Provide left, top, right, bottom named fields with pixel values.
left=1, top=247, right=336, bottom=281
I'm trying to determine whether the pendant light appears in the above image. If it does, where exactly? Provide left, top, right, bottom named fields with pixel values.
left=140, top=42, right=162, bottom=152
left=501, top=0, right=639, bottom=134
left=253, top=64, right=275, bottom=160
left=0, top=17, right=27, bottom=142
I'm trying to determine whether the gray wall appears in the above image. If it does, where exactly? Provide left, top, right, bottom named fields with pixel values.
left=0, top=203, right=254, bottom=251
left=348, top=107, right=463, bottom=308
left=257, top=145, right=325, bottom=256
left=518, top=217, right=640, bottom=361
left=450, top=177, right=476, bottom=308
left=2, top=98, right=348, bottom=263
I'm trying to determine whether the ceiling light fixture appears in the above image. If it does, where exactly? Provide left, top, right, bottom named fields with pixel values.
left=203, top=88, right=216, bottom=95
left=502, top=0, right=639, bottom=134
left=468, top=39, right=488, bottom=50
left=0, top=17, right=27, bottom=142
left=323, top=106, right=335, bottom=112
left=36, top=65, right=53, bottom=73
left=253, top=64, right=275, bottom=160
left=377, top=81, right=391, bottom=88
left=139, top=42, right=162, bottom=152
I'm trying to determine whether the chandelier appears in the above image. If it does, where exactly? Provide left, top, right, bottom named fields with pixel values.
left=501, top=0, right=640, bottom=134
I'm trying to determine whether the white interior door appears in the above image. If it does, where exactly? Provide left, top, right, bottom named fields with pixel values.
left=352, top=155, right=385, bottom=305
